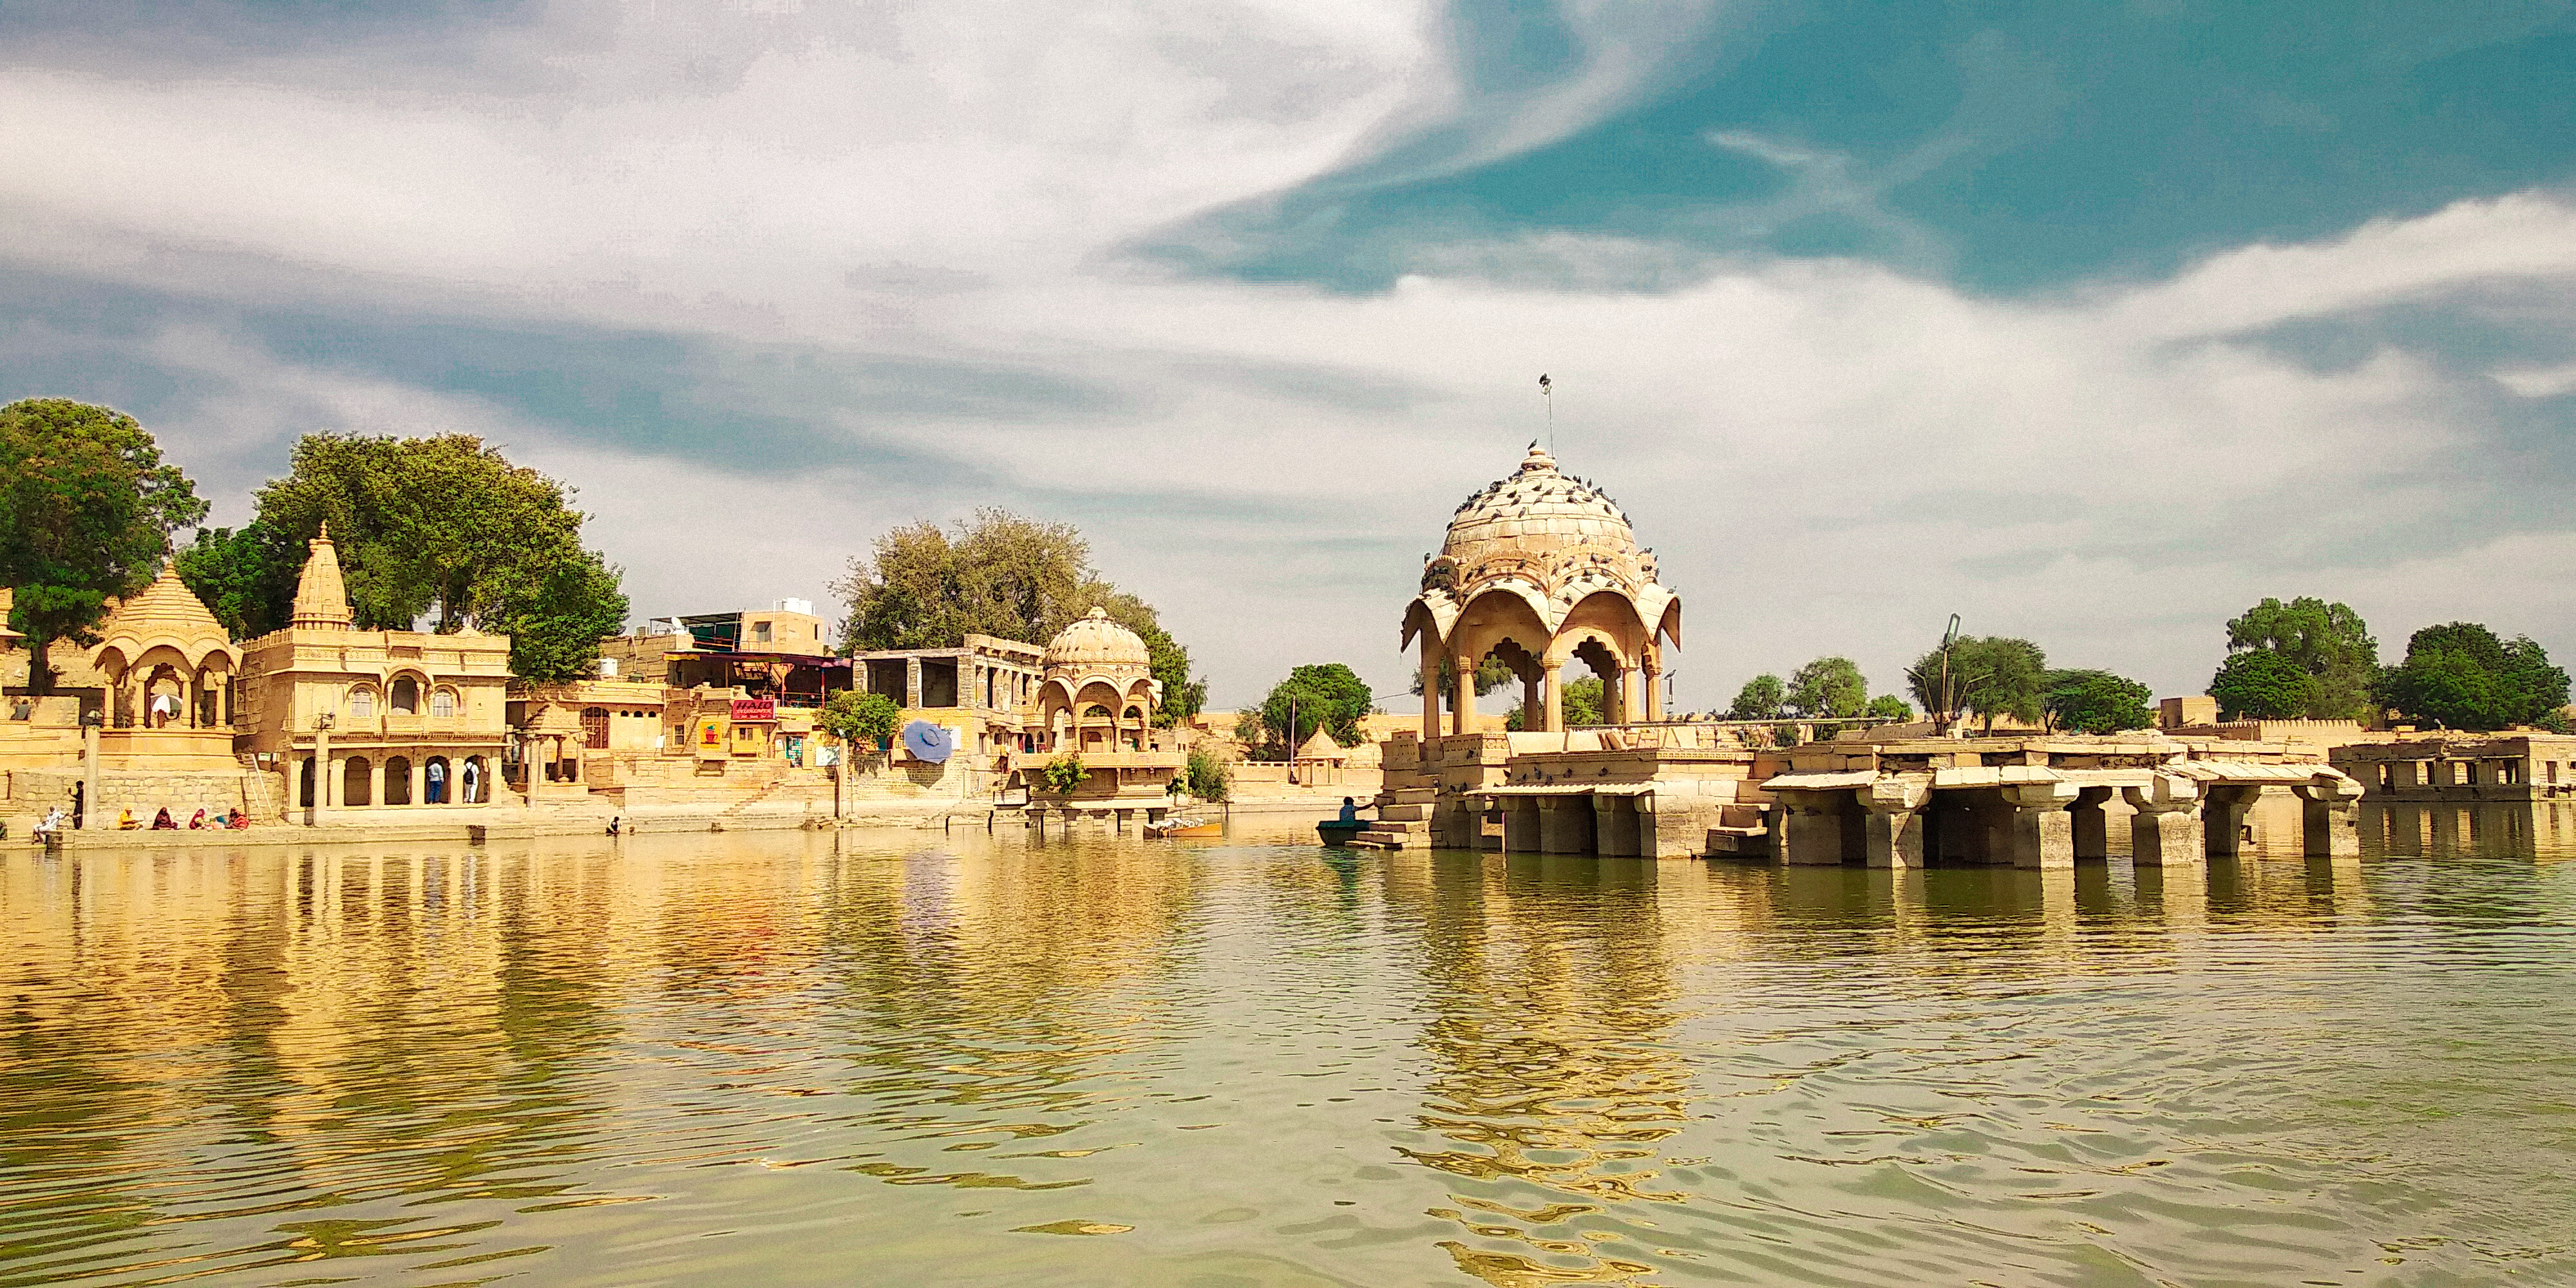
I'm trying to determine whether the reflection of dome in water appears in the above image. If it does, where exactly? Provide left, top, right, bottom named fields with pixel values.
left=1044, top=607, right=1151, bottom=670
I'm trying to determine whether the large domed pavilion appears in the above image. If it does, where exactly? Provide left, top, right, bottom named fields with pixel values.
left=1401, top=443, right=1680, bottom=734
left=1036, top=607, right=1162, bottom=753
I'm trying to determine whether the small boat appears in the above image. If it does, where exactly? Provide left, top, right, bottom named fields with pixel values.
left=1316, top=819, right=1365, bottom=846
left=1146, top=817, right=1222, bottom=838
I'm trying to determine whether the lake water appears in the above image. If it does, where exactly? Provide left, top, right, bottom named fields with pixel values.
left=5, top=808, right=2573, bottom=1287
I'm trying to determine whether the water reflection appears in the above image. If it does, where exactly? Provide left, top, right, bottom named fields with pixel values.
left=0, top=810, right=2570, bottom=1287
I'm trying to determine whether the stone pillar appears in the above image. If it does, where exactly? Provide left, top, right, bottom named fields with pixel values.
left=2123, top=775, right=2205, bottom=867
left=1600, top=669, right=1622, bottom=726
left=1620, top=666, right=1643, bottom=723
left=1596, top=794, right=1640, bottom=857
left=367, top=758, right=386, bottom=809
left=1775, top=790, right=1850, bottom=866
left=1522, top=674, right=1541, bottom=728
left=410, top=758, right=428, bottom=808
left=2070, top=786, right=2116, bottom=861
left=2002, top=781, right=2077, bottom=869
left=2202, top=785, right=2260, bottom=857
left=1540, top=660, right=1563, bottom=733
left=1503, top=798, right=1541, bottom=852
left=2298, top=775, right=2363, bottom=858
left=1642, top=659, right=1662, bottom=721
left=1861, top=775, right=1930, bottom=869
left=1450, top=654, right=1474, bottom=737
left=1537, top=795, right=1593, bottom=853
left=1420, top=651, right=1439, bottom=741
left=79, top=719, right=100, bottom=829
left=906, top=657, right=922, bottom=709
left=313, top=734, right=332, bottom=820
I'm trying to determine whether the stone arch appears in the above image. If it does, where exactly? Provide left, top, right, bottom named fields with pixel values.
left=425, top=755, right=451, bottom=804
left=343, top=755, right=372, bottom=806
left=347, top=682, right=380, bottom=721
left=430, top=686, right=459, bottom=719
left=299, top=757, right=317, bottom=808
left=462, top=755, right=488, bottom=804
left=390, top=672, right=426, bottom=715
left=384, top=755, right=413, bottom=805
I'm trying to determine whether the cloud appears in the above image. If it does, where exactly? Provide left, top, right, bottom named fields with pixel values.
left=1, top=1, right=2572, bottom=712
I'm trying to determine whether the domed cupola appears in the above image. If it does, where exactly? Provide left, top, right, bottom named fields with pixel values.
left=1402, top=442, right=1681, bottom=733
left=1043, top=606, right=1151, bottom=671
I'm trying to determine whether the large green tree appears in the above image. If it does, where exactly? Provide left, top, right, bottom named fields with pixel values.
left=173, top=522, right=303, bottom=640
left=1785, top=656, right=1866, bottom=719
left=2208, top=649, right=2312, bottom=719
left=833, top=509, right=1204, bottom=725
left=2378, top=623, right=2570, bottom=732
left=2043, top=668, right=2155, bottom=734
left=1906, top=635, right=2048, bottom=730
left=0, top=399, right=207, bottom=691
left=2214, top=596, right=2378, bottom=719
left=1509, top=676, right=1605, bottom=729
left=188, top=433, right=629, bottom=681
left=1261, top=663, right=1373, bottom=747
left=1726, top=674, right=1785, bottom=720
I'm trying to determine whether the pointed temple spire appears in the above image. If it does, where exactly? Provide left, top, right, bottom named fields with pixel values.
left=289, top=522, right=355, bottom=630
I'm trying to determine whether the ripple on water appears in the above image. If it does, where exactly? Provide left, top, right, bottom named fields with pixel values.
left=0, top=816, right=2571, bottom=1286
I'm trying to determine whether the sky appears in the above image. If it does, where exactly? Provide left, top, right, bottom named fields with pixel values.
left=4, top=0, right=2573, bottom=713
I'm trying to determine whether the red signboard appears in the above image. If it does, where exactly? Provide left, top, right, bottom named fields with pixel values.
left=730, top=699, right=777, bottom=722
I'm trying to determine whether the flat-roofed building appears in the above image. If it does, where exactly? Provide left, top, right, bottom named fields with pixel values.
left=2331, top=734, right=2576, bottom=801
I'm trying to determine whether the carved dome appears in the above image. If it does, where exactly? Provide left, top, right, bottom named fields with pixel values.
left=1403, top=443, right=1680, bottom=659
left=1427, top=443, right=1657, bottom=602
left=1044, top=607, right=1151, bottom=671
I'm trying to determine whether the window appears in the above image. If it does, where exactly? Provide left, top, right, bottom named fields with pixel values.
left=754, top=621, right=773, bottom=643
left=431, top=690, right=456, bottom=718
left=350, top=688, right=375, bottom=719
left=392, top=676, right=420, bottom=714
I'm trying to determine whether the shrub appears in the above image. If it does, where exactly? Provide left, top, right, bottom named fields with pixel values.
left=1184, top=746, right=1231, bottom=802
left=1040, top=755, right=1087, bottom=795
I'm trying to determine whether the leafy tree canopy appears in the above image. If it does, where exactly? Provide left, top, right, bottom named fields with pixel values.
left=1262, top=663, right=1373, bottom=747
left=1410, top=652, right=1516, bottom=707
left=1906, top=635, right=2048, bottom=729
left=2379, top=622, right=2570, bottom=732
left=1864, top=694, right=1914, bottom=721
left=2208, top=649, right=2313, bottom=720
left=817, top=690, right=902, bottom=746
left=2043, top=668, right=2155, bottom=734
left=833, top=508, right=1203, bottom=726
left=0, top=399, right=207, bottom=691
left=191, top=433, right=629, bottom=682
left=1727, top=674, right=1785, bottom=721
left=2219, top=596, right=2378, bottom=719
left=1785, top=656, right=1866, bottom=720
left=1504, top=674, right=1605, bottom=730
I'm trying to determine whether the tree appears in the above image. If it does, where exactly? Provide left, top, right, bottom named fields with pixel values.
left=1504, top=675, right=1605, bottom=730
left=2042, top=668, right=2154, bottom=734
left=1785, top=656, right=1866, bottom=719
left=1410, top=652, right=1515, bottom=709
left=2208, top=650, right=2313, bottom=720
left=173, top=522, right=303, bottom=639
left=1864, top=694, right=1913, bottom=720
left=0, top=399, right=207, bottom=691
left=2379, top=623, right=2571, bottom=732
left=832, top=508, right=1203, bottom=725
left=1906, top=636, right=2047, bottom=730
left=219, top=433, right=630, bottom=681
left=817, top=689, right=902, bottom=748
left=1262, top=663, right=1373, bottom=747
left=1727, top=674, right=1785, bottom=720
left=1184, top=745, right=1231, bottom=802
left=2219, top=596, right=2378, bottom=719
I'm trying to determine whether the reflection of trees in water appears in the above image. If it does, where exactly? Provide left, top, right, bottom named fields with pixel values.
left=0, top=846, right=634, bottom=1283
left=791, top=834, right=1208, bottom=1188
left=1399, top=854, right=1689, bottom=1287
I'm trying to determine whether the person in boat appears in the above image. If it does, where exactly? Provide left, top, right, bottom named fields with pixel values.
left=1336, top=795, right=1371, bottom=824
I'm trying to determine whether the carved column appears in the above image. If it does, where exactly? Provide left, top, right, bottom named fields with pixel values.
left=2202, top=785, right=2260, bottom=857
left=2070, top=785, right=2116, bottom=860
left=1450, top=653, right=1474, bottom=738
left=1419, top=649, right=1439, bottom=741
left=2298, top=775, right=2363, bottom=857
left=1642, top=657, right=1663, bottom=721
left=2002, top=781, right=2078, bottom=869
left=2122, top=774, right=2205, bottom=866
left=1540, top=659, right=1564, bottom=733
left=1862, top=775, right=1931, bottom=868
